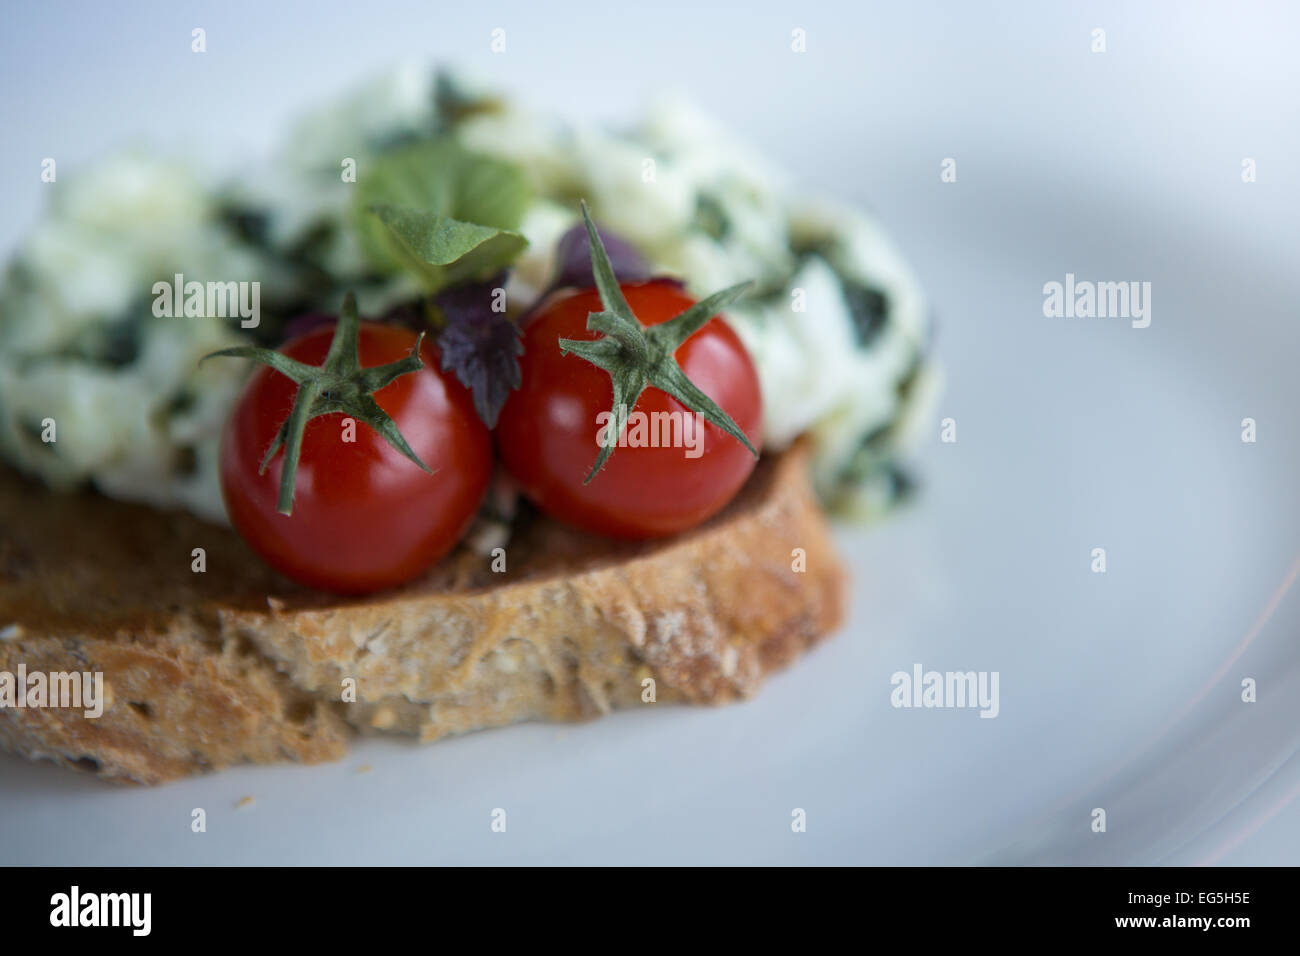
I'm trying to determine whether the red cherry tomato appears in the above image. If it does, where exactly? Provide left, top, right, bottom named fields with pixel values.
left=496, top=281, right=763, bottom=538
left=219, top=322, right=491, bottom=594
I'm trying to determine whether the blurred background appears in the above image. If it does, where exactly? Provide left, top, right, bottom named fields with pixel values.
left=1, top=0, right=1298, bottom=864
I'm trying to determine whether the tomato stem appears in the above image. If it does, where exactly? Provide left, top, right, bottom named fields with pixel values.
left=201, top=292, right=432, bottom=516
left=558, top=202, right=758, bottom=484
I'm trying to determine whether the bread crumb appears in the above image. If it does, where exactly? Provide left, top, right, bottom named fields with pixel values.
left=493, top=644, right=521, bottom=673
left=236, top=796, right=255, bottom=809
left=653, top=610, right=686, bottom=643
left=371, top=706, right=397, bottom=730
left=266, top=596, right=286, bottom=612
left=356, top=764, right=373, bottom=774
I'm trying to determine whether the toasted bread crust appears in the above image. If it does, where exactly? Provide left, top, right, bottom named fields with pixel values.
left=0, top=446, right=844, bottom=783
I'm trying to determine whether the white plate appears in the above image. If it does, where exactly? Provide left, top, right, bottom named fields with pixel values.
left=2, top=0, right=1298, bottom=865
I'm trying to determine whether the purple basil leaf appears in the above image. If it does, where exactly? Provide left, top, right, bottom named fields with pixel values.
left=551, top=220, right=650, bottom=290
left=433, top=274, right=522, bottom=428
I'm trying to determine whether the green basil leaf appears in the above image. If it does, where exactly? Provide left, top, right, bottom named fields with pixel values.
left=352, top=138, right=531, bottom=288
left=369, top=203, right=528, bottom=289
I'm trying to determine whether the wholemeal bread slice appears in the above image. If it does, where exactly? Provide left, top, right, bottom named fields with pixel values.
left=0, top=444, right=845, bottom=784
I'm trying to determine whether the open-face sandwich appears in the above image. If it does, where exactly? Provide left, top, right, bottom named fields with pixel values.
left=0, top=70, right=936, bottom=783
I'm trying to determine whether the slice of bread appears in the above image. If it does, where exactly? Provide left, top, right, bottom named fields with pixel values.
left=0, top=445, right=845, bottom=784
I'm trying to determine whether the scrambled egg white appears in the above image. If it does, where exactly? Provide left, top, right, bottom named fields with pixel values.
left=0, top=68, right=935, bottom=524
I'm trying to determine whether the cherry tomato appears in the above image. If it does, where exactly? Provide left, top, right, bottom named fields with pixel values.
left=219, top=322, right=491, bottom=594
left=496, top=280, right=762, bottom=538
